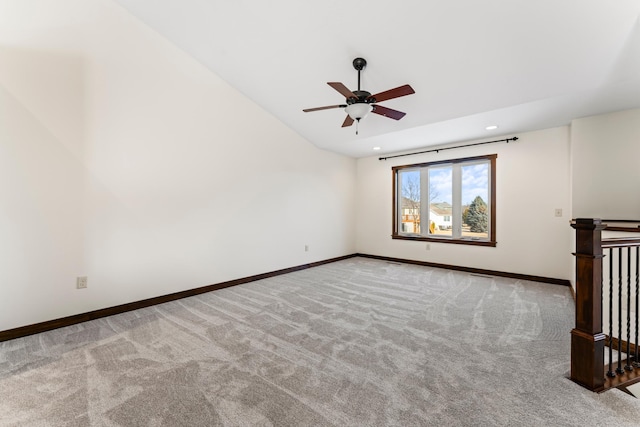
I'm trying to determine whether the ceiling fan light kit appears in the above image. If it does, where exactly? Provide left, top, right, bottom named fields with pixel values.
left=303, top=57, right=415, bottom=134
left=345, top=103, right=373, bottom=121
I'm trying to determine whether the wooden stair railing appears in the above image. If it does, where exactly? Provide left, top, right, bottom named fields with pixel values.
left=571, top=218, right=640, bottom=392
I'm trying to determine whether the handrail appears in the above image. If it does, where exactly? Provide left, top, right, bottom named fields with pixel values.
left=602, top=237, right=640, bottom=248
left=602, top=219, right=640, bottom=233
left=570, top=219, right=640, bottom=233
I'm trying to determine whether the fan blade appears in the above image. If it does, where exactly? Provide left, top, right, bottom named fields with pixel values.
left=342, top=115, right=354, bottom=127
left=372, top=104, right=406, bottom=120
left=368, top=84, right=415, bottom=103
left=328, top=82, right=358, bottom=99
left=303, top=104, right=346, bottom=112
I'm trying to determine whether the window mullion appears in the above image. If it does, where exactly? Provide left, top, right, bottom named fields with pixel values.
left=420, top=167, right=429, bottom=237
left=452, top=164, right=462, bottom=239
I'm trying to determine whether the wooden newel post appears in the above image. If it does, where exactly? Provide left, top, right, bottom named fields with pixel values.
left=570, top=218, right=606, bottom=391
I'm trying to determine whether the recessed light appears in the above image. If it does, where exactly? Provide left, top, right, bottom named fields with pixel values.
left=373, top=147, right=381, bottom=151
left=485, top=125, right=498, bottom=130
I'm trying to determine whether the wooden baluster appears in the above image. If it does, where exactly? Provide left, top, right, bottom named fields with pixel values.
left=607, top=248, right=615, bottom=378
left=626, top=247, right=633, bottom=371
left=617, top=248, right=624, bottom=375
left=635, top=247, right=639, bottom=368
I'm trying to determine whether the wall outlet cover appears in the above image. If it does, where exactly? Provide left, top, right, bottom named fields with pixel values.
left=77, top=276, right=88, bottom=289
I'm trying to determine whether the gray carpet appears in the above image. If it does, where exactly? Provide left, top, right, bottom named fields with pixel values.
left=1, top=257, right=640, bottom=426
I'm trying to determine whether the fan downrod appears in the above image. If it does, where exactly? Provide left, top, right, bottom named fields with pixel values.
left=352, top=58, right=367, bottom=92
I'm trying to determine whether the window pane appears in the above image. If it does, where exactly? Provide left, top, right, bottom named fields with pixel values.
left=392, top=154, right=496, bottom=246
left=461, top=162, right=489, bottom=240
left=428, top=166, right=452, bottom=237
left=399, top=169, right=421, bottom=234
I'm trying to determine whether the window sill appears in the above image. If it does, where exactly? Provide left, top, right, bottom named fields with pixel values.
left=392, top=234, right=497, bottom=247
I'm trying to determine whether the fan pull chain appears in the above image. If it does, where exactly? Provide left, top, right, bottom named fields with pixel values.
left=356, top=119, right=359, bottom=135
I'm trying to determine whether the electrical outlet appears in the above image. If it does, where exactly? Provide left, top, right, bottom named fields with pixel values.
left=304, top=245, right=309, bottom=252
left=555, top=208, right=563, bottom=217
left=76, top=276, right=88, bottom=289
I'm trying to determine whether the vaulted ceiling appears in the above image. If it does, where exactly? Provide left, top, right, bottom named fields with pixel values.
left=114, top=0, right=640, bottom=158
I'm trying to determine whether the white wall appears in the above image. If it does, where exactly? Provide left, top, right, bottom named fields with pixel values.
left=571, top=108, right=640, bottom=219
left=356, top=126, right=573, bottom=281
left=0, top=0, right=356, bottom=331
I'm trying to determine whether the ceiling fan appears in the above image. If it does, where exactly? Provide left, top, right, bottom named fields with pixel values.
left=303, top=57, right=415, bottom=133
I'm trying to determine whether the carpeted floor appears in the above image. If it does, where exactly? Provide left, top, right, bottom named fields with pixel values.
left=1, top=257, right=640, bottom=426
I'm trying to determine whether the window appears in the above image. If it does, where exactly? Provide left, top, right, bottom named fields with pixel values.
left=392, top=154, right=496, bottom=246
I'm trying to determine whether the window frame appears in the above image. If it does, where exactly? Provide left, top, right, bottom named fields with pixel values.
left=392, top=154, right=497, bottom=247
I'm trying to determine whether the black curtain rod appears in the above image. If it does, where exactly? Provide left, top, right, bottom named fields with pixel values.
left=378, top=136, right=519, bottom=161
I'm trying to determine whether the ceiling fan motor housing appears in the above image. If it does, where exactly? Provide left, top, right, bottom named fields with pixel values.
left=347, top=91, right=373, bottom=104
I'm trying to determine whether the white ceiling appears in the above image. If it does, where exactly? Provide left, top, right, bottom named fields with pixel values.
left=114, top=0, right=640, bottom=158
